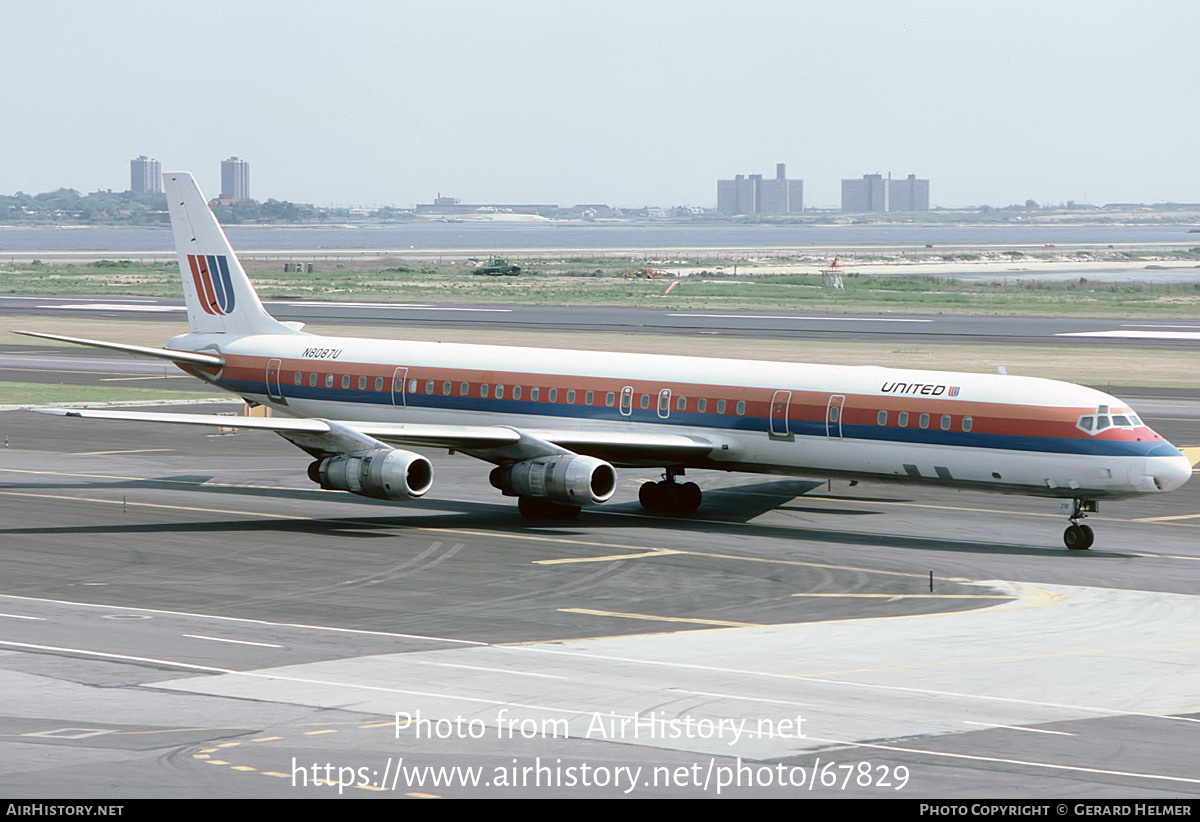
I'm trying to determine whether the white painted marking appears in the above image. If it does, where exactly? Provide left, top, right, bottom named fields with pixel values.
left=1057, top=330, right=1200, bottom=340
left=183, top=634, right=285, bottom=649
left=273, top=301, right=512, bottom=313
left=408, top=660, right=567, bottom=680
left=0, top=613, right=45, bottom=621
left=1121, top=323, right=1200, bottom=329
left=42, top=304, right=186, bottom=312
left=962, top=720, right=1075, bottom=736
left=0, top=593, right=484, bottom=645
left=670, top=314, right=933, bottom=322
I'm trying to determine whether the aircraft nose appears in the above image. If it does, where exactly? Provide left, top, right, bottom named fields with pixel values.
left=1147, top=454, right=1193, bottom=493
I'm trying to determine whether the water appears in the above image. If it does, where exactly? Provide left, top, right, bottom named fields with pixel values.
left=0, top=222, right=1196, bottom=253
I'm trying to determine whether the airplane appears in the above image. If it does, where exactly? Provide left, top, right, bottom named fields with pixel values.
left=15, top=172, right=1192, bottom=550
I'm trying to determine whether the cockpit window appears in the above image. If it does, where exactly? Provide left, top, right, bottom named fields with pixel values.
left=1078, top=406, right=1141, bottom=435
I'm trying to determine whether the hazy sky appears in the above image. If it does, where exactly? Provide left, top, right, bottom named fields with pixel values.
left=3, top=1, right=1197, bottom=208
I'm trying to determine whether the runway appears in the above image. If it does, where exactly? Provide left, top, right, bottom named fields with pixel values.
left=0, top=303, right=1198, bottom=797
left=5, top=293, right=1200, bottom=349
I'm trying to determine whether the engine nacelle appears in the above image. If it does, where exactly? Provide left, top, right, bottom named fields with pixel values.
left=489, top=454, right=617, bottom=506
left=308, top=448, right=433, bottom=501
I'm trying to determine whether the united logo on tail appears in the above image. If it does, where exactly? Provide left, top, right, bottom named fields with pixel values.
left=187, top=254, right=236, bottom=315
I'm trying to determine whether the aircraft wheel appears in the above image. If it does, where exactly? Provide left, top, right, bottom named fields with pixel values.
left=518, top=496, right=580, bottom=520
left=639, top=481, right=664, bottom=511
left=1079, top=524, right=1094, bottom=549
left=679, top=481, right=702, bottom=512
left=1064, top=524, right=1091, bottom=550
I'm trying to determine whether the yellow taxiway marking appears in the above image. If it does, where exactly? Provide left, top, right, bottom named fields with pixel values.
left=73, top=448, right=174, bottom=456
left=0, top=489, right=296, bottom=520
left=303, top=729, right=337, bottom=736
left=1179, top=446, right=1200, bottom=466
left=535, top=548, right=683, bottom=565
left=790, top=593, right=1016, bottom=599
left=1132, top=513, right=1200, bottom=523
left=99, top=376, right=186, bottom=382
left=560, top=607, right=759, bottom=628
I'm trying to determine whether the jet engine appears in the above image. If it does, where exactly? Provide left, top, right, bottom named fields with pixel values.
left=308, top=448, right=433, bottom=501
left=489, top=454, right=617, bottom=506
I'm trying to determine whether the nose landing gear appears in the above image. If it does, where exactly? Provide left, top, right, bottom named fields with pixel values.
left=1062, top=498, right=1098, bottom=550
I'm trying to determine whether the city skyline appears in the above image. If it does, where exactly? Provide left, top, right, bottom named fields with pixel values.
left=2, top=1, right=1197, bottom=208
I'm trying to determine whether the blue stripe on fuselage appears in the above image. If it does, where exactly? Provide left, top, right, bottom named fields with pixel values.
left=216, top=375, right=1181, bottom=460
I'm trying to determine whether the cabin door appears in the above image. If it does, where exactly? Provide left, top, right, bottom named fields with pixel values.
left=769, top=390, right=793, bottom=440
left=826, top=394, right=846, bottom=438
left=619, top=386, right=634, bottom=417
left=391, top=367, right=408, bottom=407
left=266, top=358, right=284, bottom=402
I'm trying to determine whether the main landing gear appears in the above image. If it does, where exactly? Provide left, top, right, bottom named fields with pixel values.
left=1062, top=498, right=1098, bottom=550
left=639, top=470, right=702, bottom=514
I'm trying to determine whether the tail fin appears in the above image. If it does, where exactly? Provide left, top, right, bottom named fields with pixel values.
left=164, top=171, right=291, bottom=336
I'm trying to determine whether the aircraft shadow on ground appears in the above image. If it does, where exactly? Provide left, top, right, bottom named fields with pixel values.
left=0, top=476, right=1128, bottom=558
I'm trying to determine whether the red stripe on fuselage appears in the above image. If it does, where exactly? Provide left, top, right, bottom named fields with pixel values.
left=212, top=352, right=1162, bottom=445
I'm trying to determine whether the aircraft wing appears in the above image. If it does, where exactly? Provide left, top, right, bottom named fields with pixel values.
left=34, top=408, right=723, bottom=465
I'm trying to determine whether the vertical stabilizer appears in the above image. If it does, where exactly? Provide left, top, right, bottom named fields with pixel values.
left=164, top=171, right=289, bottom=336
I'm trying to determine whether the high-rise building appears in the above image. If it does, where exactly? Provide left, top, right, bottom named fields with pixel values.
left=841, top=172, right=929, bottom=212
left=220, top=156, right=250, bottom=201
left=717, top=163, right=803, bottom=215
left=130, top=155, right=161, bottom=196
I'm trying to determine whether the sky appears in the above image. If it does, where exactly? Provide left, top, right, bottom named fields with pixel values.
left=2, top=0, right=1198, bottom=209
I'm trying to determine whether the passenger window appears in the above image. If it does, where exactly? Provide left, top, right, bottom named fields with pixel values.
left=736, top=400, right=745, bottom=416
left=310, top=373, right=318, bottom=387
left=531, top=387, right=540, bottom=401
left=941, top=414, right=951, bottom=430
left=326, top=374, right=334, bottom=388
left=426, top=380, right=435, bottom=395
left=375, top=377, right=384, bottom=391
left=481, top=384, right=489, bottom=398
left=408, top=378, right=417, bottom=393
left=567, top=389, right=576, bottom=404
left=341, top=375, right=350, bottom=389
left=460, top=381, right=469, bottom=396
left=443, top=381, right=452, bottom=395
left=606, top=391, right=615, bottom=407
left=358, top=376, right=367, bottom=390
left=717, top=399, right=727, bottom=414
left=585, top=390, right=594, bottom=405
left=294, top=372, right=302, bottom=386
left=640, top=393, right=650, bottom=409
left=962, top=416, right=973, bottom=432
left=513, top=386, right=522, bottom=400
left=495, top=385, right=504, bottom=399
left=898, top=411, right=908, bottom=427
left=877, top=410, right=887, bottom=425
left=677, top=396, right=686, bottom=411
left=919, top=413, right=929, bottom=429
left=549, top=388, right=558, bottom=402
left=697, top=398, right=707, bottom=413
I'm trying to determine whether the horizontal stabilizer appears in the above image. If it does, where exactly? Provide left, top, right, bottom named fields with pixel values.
left=14, top=330, right=224, bottom=366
